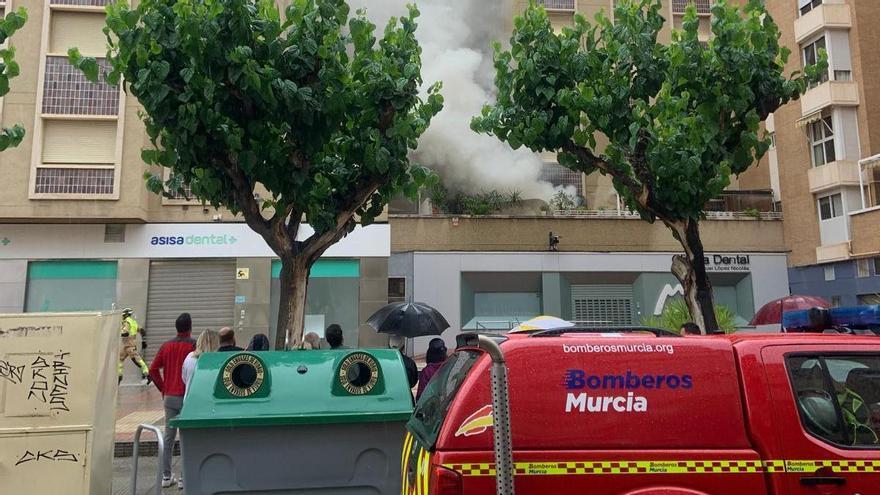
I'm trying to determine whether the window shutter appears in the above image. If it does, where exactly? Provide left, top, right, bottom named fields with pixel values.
left=42, top=120, right=117, bottom=164
left=49, top=12, right=107, bottom=55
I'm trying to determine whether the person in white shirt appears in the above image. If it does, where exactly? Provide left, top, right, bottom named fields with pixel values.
left=182, top=329, right=220, bottom=396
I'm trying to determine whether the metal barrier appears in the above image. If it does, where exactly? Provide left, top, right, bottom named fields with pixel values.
left=131, top=424, right=165, bottom=495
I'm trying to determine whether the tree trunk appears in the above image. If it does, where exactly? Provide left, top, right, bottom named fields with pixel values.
left=274, top=257, right=311, bottom=350
left=665, top=218, right=720, bottom=334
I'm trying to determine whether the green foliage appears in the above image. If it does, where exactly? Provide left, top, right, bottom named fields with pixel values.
left=642, top=298, right=737, bottom=334
left=548, top=190, right=576, bottom=210
left=69, top=0, right=442, bottom=238
left=0, top=8, right=27, bottom=151
left=428, top=182, right=523, bottom=215
left=472, top=0, right=822, bottom=223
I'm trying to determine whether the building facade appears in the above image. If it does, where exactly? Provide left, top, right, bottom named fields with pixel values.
left=0, top=0, right=798, bottom=365
left=0, top=0, right=391, bottom=382
left=763, top=0, right=880, bottom=306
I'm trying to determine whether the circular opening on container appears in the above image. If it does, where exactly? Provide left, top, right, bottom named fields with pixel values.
left=231, top=363, right=258, bottom=389
left=346, top=361, right=372, bottom=387
left=222, top=354, right=265, bottom=397
left=338, top=352, right=380, bottom=395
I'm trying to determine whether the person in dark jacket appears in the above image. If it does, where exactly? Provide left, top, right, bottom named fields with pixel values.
left=325, top=324, right=347, bottom=349
left=390, top=335, right=418, bottom=390
left=149, top=313, right=196, bottom=489
left=217, top=327, right=244, bottom=352
left=416, top=338, right=448, bottom=400
left=246, top=333, right=270, bottom=351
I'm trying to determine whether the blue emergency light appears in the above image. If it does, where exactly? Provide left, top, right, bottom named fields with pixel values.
left=783, top=304, right=880, bottom=331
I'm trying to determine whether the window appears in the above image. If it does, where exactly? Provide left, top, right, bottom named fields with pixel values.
left=25, top=261, right=118, bottom=312
left=818, top=193, right=843, bottom=220
left=857, top=259, right=871, bottom=278
left=875, top=258, right=880, bottom=276
left=858, top=294, right=880, bottom=306
left=786, top=355, right=880, bottom=447
left=672, top=0, right=711, bottom=15
left=808, top=116, right=835, bottom=166
left=799, top=0, right=823, bottom=16
left=541, top=163, right=584, bottom=201
left=831, top=296, right=842, bottom=307
left=802, top=37, right=829, bottom=87
left=388, top=277, right=406, bottom=304
left=824, top=265, right=836, bottom=281
left=408, top=350, right=481, bottom=449
left=538, top=0, right=575, bottom=11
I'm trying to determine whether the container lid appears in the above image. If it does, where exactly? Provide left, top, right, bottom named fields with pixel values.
left=173, top=349, right=413, bottom=428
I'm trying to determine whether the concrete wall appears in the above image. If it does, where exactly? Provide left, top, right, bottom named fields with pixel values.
left=851, top=207, right=880, bottom=256
left=358, top=258, right=390, bottom=348
left=0, top=260, right=26, bottom=314
left=789, top=259, right=880, bottom=307
left=233, top=258, right=272, bottom=348
left=390, top=216, right=786, bottom=253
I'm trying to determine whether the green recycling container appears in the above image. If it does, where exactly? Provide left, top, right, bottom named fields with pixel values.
left=172, top=349, right=414, bottom=494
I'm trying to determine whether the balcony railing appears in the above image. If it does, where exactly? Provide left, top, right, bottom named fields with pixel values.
left=551, top=209, right=782, bottom=220
left=49, top=0, right=110, bottom=6
left=672, top=0, right=711, bottom=15
left=538, top=0, right=576, bottom=12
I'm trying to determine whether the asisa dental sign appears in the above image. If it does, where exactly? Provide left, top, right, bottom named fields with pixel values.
left=150, top=234, right=238, bottom=246
left=563, top=370, right=693, bottom=413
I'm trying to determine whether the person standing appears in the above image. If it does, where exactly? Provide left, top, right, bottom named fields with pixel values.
left=149, top=313, right=196, bottom=489
left=325, top=324, right=347, bottom=349
left=246, top=333, right=271, bottom=351
left=217, top=327, right=244, bottom=352
left=416, top=338, right=448, bottom=401
left=680, top=322, right=702, bottom=335
left=389, top=335, right=418, bottom=390
left=182, top=329, right=220, bottom=395
left=302, top=332, right=321, bottom=350
left=118, top=308, right=150, bottom=384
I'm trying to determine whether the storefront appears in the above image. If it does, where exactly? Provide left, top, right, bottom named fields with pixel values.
left=0, top=223, right=390, bottom=354
left=392, top=251, right=790, bottom=353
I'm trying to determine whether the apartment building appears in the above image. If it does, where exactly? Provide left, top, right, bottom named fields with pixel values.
left=763, top=0, right=880, bottom=306
left=0, top=0, right=391, bottom=363
left=391, top=0, right=793, bottom=354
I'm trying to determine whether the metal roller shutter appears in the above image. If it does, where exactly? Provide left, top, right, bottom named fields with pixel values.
left=571, top=285, right=634, bottom=326
left=144, top=260, right=235, bottom=361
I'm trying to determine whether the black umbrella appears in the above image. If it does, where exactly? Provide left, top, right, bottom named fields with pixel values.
left=367, top=302, right=450, bottom=338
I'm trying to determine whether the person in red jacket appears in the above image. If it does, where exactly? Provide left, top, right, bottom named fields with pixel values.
left=149, top=312, right=196, bottom=489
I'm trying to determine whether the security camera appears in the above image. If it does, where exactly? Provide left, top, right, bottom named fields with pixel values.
left=549, top=232, right=560, bottom=251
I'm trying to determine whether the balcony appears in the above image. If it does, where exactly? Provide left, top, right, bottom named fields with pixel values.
left=808, top=160, right=861, bottom=193
left=800, top=81, right=859, bottom=117
left=538, top=0, right=575, bottom=12
left=850, top=207, right=880, bottom=257
left=816, top=241, right=851, bottom=263
left=795, top=2, right=851, bottom=44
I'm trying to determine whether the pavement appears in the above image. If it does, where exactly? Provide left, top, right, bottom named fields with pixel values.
left=113, top=453, right=184, bottom=495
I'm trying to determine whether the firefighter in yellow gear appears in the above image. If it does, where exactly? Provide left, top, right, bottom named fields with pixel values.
left=119, top=308, right=150, bottom=384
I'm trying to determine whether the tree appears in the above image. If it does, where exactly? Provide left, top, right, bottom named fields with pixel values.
left=0, top=8, right=27, bottom=151
left=70, top=0, right=442, bottom=349
left=472, top=0, right=822, bottom=332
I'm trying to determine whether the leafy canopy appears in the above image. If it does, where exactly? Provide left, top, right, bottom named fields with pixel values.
left=71, top=0, right=441, bottom=239
left=472, top=0, right=822, bottom=222
left=0, top=8, right=27, bottom=151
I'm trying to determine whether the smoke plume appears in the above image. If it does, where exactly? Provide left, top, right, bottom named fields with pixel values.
left=348, top=0, right=559, bottom=200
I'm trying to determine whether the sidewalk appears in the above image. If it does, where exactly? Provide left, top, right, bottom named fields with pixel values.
left=115, top=382, right=166, bottom=457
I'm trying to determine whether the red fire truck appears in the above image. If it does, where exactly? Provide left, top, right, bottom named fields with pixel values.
left=402, top=328, right=880, bottom=495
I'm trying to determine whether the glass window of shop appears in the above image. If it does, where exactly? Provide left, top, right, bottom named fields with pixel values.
left=25, top=260, right=118, bottom=312
left=269, top=259, right=360, bottom=346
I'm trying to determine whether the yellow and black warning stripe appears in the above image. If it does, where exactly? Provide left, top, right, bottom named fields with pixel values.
left=442, top=459, right=880, bottom=477
left=402, top=432, right=432, bottom=495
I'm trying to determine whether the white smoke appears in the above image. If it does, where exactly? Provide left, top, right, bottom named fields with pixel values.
left=349, top=0, right=559, bottom=200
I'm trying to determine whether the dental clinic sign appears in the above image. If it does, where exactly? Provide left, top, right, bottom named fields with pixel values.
left=150, top=233, right=238, bottom=246
left=0, top=223, right=389, bottom=259
left=704, top=254, right=750, bottom=272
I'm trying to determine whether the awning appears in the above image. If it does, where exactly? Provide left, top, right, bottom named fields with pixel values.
left=795, top=110, right=823, bottom=128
